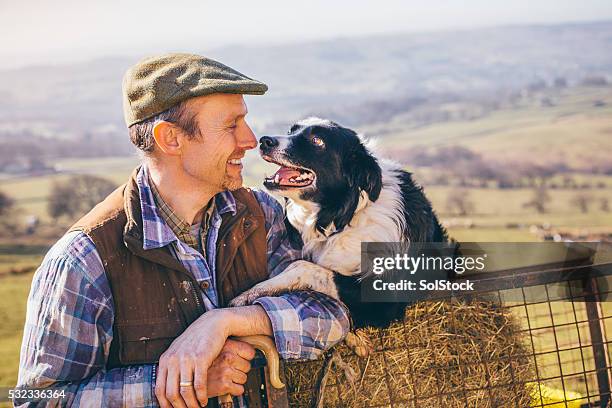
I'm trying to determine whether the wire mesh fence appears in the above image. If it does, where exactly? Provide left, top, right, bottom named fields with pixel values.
left=456, top=256, right=612, bottom=408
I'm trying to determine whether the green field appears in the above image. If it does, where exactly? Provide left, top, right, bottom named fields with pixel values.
left=0, top=156, right=141, bottom=222
left=3, top=156, right=612, bottom=240
left=0, top=244, right=46, bottom=276
left=0, top=272, right=34, bottom=400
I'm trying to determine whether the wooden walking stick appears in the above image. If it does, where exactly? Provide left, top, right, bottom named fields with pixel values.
left=219, top=335, right=285, bottom=408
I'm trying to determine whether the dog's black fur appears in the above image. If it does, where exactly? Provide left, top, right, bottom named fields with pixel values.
left=259, top=118, right=448, bottom=329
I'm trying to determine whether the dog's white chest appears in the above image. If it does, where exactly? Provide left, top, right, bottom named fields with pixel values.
left=285, top=166, right=407, bottom=276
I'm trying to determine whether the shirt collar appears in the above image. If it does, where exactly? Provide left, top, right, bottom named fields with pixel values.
left=214, top=190, right=237, bottom=217
left=147, top=172, right=217, bottom=249
left=137, top=165, right=237, bottom=250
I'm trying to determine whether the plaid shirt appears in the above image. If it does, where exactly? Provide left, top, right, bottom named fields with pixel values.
left=16, top=166, right=350, bottom=407
left=148, top=173, right=215, bottom=253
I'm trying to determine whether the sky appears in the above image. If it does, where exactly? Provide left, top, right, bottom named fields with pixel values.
left=1, top=0, right=612, bottom=69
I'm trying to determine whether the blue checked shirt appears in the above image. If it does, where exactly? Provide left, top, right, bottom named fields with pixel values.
left=16, top=166, right=351, bottom=407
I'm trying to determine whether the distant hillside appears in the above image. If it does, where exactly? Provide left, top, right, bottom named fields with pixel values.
left=364, top=85, right=612, bottom=173
left=0, top=20, right=611, bottom=134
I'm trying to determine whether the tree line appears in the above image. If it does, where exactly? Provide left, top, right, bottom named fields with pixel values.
left=0, top=175, right=117, bottom=238
left=384, top=145, right=611, bottom=189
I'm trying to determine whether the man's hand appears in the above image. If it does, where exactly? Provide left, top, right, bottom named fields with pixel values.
left=157, top=337, right=255, bottom=408
left=207, top=339, right=255, bottom=398
left=155, top=311, right=228, bottom=408
left=155, top=306, right=273, bottom=408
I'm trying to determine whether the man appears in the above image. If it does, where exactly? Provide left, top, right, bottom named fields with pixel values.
left=16, top=53, right=350, bottom=407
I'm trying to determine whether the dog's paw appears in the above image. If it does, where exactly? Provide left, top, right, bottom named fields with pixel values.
left=228, top=293, right=252, bottom=307
left=229, top=289, right=265, bottom=307
left=345, top=331, right=373, bottom=358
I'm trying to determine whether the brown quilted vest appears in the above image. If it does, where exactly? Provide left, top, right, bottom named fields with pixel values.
left=69, top=167, right=269, bottom=406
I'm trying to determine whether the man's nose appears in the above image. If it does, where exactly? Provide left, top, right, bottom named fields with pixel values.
left=237, top=123, right=258, bottom=150
left=259, top=136, right=279, bottom=152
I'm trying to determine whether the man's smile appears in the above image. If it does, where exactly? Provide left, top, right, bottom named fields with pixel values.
left=226, top=157, right=244, bottom=172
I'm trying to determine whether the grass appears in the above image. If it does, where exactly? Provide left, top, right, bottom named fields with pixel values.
left=426, top=185, right=612, bottom=218
left=4, top=155, right=612, bottom=232
left=447, top=227, right=540, bottom=242
left=0, top=244, right=46, bottom=276
left=0, top=152, right=273, bottom=223
left=505, top=293, right=612, bottom=405
left=0, top=272, right=33, bottom=388
left=424, top=185, right=612, bottom=241
left=0, top=245, right=45, bottom=401
left=0, top=253, right=43, bottom=275
left=0, top=245, right=45, bottom=406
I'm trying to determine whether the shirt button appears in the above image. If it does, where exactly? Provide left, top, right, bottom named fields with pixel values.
left=199, top=281, right=210, bottom=290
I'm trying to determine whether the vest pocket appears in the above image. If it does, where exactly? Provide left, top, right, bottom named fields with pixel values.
left=115, top=319, right=186, bottom=365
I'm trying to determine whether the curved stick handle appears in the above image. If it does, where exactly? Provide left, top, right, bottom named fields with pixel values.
left=219, top=335, right=285, bottom=408
left=239, top=335, right=285, bottom=389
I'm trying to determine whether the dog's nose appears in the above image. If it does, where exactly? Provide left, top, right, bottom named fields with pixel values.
left=259, top=136, right=279, bottom=150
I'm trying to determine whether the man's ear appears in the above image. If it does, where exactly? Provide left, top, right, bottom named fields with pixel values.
left=152, top=121, right=181, bottom=156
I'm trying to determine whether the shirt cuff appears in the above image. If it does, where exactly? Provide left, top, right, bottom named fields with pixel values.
left=123, top=364, right=157, bottom=407
left=151, top=364, right=157, bottom=403
left=254, top=296, right=302, bottom=360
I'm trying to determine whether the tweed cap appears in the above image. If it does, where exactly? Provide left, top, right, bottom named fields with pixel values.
left=122, top=53, right=268, bottom=126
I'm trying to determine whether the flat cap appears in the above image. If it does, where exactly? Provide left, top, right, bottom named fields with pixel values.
left=122, top=53, right=268, bottom=126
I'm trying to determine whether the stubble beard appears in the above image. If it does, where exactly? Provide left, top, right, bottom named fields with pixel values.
left=221, top=172, right=243, bottom=191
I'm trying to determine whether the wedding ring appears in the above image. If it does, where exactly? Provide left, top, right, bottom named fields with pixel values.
left=179, top=381, right=193, bottom=387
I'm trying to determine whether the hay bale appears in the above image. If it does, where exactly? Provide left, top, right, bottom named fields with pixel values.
left=283, top=299, right=534, bottom=408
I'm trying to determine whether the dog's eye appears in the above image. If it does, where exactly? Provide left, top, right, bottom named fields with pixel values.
left=312, top=136, right=325, bottom=147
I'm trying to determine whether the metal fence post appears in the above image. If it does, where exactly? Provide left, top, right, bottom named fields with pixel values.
left=584, top=277, right=611, bottom=407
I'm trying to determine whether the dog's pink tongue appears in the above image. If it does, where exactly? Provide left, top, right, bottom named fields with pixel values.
left=276, top=167, right=301, bottom=185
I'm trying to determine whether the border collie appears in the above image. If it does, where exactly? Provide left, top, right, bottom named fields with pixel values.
left=230, top=118, right=448, bottom=355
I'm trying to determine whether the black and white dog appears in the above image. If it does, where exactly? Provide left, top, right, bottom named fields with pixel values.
left=231, top=118, right=448, bottom=354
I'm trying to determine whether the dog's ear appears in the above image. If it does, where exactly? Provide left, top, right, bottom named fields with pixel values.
left=346, top=144, right=383, bottom=202
left=314, top=129, right=383, bottom=236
